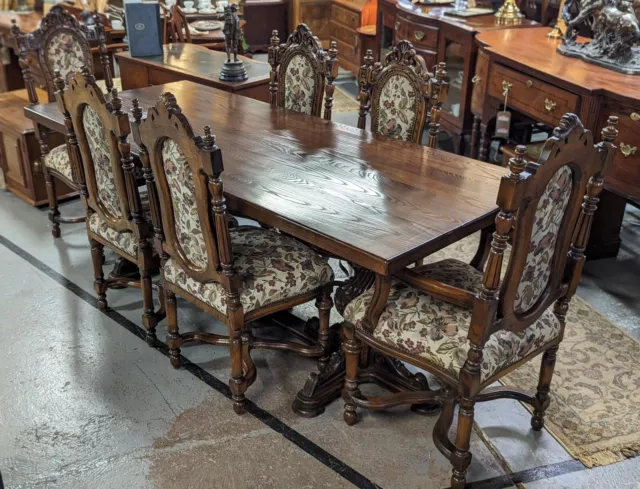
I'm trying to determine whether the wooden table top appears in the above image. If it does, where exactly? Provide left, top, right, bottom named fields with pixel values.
left=115, top=43, right=270, bottom=90
left=25, top=81, right=505, bottom=274
left=476, top=27, right=640, bottom=105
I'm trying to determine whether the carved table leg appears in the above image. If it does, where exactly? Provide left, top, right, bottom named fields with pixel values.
left=470, top=116, right=481, bottom=159
left=292, top=267, right=441, bottom=418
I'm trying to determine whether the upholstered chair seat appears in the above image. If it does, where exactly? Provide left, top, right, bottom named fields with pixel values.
left=43, top=144, right=74, bottom=182
left=163, top=226, right=334, bottom=314
left=87, top=201, right=153, bottom=258
left=343, top=258, right=562, bottom=382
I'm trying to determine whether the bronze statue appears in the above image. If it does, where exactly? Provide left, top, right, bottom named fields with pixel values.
left=559, top=0, right=640, bottom=74
left=223, top=4, right=241, bottom=63
left=219, top=3, right=247, bottom=81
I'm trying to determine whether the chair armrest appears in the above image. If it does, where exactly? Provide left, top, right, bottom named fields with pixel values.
left=393, top=268, right=475, bottom=309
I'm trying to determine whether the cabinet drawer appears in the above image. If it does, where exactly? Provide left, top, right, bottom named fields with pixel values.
left=396, top=14, right=439, bottom=50
left=332, top=36, right=358, bottom=64
left=488, top=64, right=579, bottom=127
left=330, top=21, right=358, bottom=48
left=602, top=107, right=640, bottom=199
left=332, top=4, right=360, bottom=29
left=414, top=46, right=437, bottom=72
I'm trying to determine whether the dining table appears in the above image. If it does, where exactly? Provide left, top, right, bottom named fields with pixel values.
left=24, top=79, right=506, bottom=416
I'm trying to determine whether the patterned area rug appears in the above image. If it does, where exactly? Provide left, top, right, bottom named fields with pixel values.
left=332, top=86, right=360, bottom=114
left=425, top=234, right=640, bottom=467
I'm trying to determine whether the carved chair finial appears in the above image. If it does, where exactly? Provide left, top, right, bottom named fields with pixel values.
left=111, top=88, right=122, bottom=111
left=601, top=115, right=619, bottom=147
left=131, top=98, right=143, bottom=123
left=80, top=64, right=93, bottom=81
left=363, top=49, right=374, bottom=67
left=203, top=125, right=215, bottom=148
left=160, top=92, right=180, bottom=113
left=270, top=29, right=279, bottom=46
left=508, top=145, right=527, bottom=180
left=328, top=40, right=338, bottom=59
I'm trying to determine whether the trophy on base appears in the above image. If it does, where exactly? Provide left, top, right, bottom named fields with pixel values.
left=219, top=4, right=248, bottom=82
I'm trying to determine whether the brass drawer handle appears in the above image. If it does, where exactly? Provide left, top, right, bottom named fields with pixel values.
left=526, top=80, right=533, bottom=88
left=472, top=74, right=481, bottom=84
left=631, top=112, right=640, bottom=121
left=620, top=143, right=637, bottom=157
left=395, top=21, right=400, bottom=31
left=545, top=98, right=557, bottom=113
left=502, top=80, right=512, bottom=96
left=414, top=30, right=425, bottom=41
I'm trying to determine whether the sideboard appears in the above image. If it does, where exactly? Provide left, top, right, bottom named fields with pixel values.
left=376, top=0, right=537, bottom=154
left=472, top=27, right=640, bottom=259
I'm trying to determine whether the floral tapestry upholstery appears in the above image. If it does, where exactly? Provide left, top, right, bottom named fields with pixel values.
left=43, top=144, right=73, bottom=182
left=163, top=226, right=333, bottom=314
left=87, top=191, right=153, bottom=257
left=161, top=138, right=208, bottom=269
left=283, top=53, right=317, bottom=115
left=82, top=105, right=122, bottom=219
left=45, top=31, right=87, bottom=81
left=343, top=258, right=561, bottom=382
left=515, top=165, right=573, bottom=313
left=374, top=73, right=419, bottom=141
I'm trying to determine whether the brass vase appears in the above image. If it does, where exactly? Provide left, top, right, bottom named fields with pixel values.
left=547, top=0, right=568, bottom=39
left=495, top=0, right=524, bottom=24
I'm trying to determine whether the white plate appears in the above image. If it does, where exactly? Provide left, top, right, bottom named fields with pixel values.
left=182, top=8, right=198, bottom=13
left=198, top=8, right=217, bottom=13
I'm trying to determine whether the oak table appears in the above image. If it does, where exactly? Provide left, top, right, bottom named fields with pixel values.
left=472, top=27, right=640, bottom=259
left=115, top=43, right=271, bottom=103
left=25, top=80, right=506, bottom=416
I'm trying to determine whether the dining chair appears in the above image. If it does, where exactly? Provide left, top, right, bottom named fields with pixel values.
left=356, top=41, right=448, bottom=146
left=11, top=6, right=115, bottom=238
left=131, top=92, right=335, bottom=414
left=268, top=24, right=339, bottom=120
left=55, top=68, right=164, bottom=345
left=340, top=113, right=619, bottom=489
left=166, top=5, right=237, bottom=52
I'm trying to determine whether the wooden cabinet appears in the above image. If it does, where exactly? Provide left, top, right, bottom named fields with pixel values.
left=291, top=0, right=333, bottom=47
left=472, top=27, right=640, bottom=259
left=329, top=0, right=377, bottom=74
left=0, top=90, right=73, bottom=206
left=243, top=0, right=289, bottom=52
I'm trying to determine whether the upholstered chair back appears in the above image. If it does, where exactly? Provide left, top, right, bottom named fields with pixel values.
left=268, top=24, right=339, bottom=120
left=357, top=42, right=448, bottom=146
left=11, top=5, right=112, bottom=104
left=475, top=114, right=618, bottom=344
left=132, top=92, right=236, bottom=287
left=59, top=69, right=139, bottom=233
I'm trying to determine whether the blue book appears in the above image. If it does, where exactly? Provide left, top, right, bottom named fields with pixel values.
left=124, top=0, right=163, bottom=57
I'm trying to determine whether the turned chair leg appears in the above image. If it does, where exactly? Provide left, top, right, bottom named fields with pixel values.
left=342, top=324, right=362, bottom=426
left=229, top=318, right=248, bottom=415
left=90, top=238, right=107, bottom=309
left=532, top=344, right=559, bottom=431
left=316, top=285, right=333, bottom=372
left=43, top=166, right=61, bottom=239
left=140, top=268, right=158, bottom=347
left=165, top=289, right=181, bottom=368
left=450, top=397, right=475, bottom=489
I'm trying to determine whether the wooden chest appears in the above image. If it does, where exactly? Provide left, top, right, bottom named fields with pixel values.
left=329, top=0, right=377, bottom=74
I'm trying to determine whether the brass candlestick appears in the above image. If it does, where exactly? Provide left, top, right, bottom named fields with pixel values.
left=547, top=0, right=567, bottom=39
left=494, top=0, right=523, bottom=24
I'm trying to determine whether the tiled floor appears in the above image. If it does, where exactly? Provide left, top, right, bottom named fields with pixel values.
left=1, top=72, right=639, bottom=488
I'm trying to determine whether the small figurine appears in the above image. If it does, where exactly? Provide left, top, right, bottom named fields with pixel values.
left=219, top=4, right=248, bottom=81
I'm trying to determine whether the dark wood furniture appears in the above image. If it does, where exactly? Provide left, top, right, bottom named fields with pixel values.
left=243, top=0, right=289, bottom=52
left=376, top=0, right=538, bottom=154
left=25, top=79, right=508, bottom=417
left=132, top=91, right=334, bottom=415
left=357, top=40, right=447, bottom=145
left=472, top=27, right=640, bottom=258
left=115, top=43, right=270, bottom=102
left=9, top=6, right=114, bottom=238
left=356, top=24, right=377, bottom=67
left=329, top=0, right=377, bottom=74
left=340, top=114, right=619, bottom=489
left=290, top=0, right=332, bottom=48
left=57, top=69, right=163, bottom=343
left=268, top=24, right=339, bottom=119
